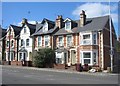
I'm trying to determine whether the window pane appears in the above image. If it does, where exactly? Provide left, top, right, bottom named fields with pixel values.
left=83, top=52, right=91, bottom=58
left=93, top=53, right=96, bottom=63
left=83, top=34, right=90, bottom=39
left=7, top=41, right=9, bottom=47
left=67, top=36, right=72, bottom=43
left=93, top=34, right=97, bottom=44
left=26, top=39, right=29, bottom=46
left=38, top=36, right=41, bottom=46
left=24, top=27, right=26, bottom=33
left=84, top=59, right=90, bottom=64
left=66, top=21, right=70, bottom=29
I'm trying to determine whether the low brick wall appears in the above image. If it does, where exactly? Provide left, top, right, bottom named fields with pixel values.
left=2, top=61, right=11, bottom=65
left=54, top=64, right=65, bottom=69
left=11, top=61, right=22, bottom=66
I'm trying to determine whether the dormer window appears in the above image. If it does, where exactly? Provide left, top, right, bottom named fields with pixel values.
left=43, top=22, right=48, bottom=32
left=66, top=21, right=71, bottom=30
left=64, top=18, right=71, bottom=30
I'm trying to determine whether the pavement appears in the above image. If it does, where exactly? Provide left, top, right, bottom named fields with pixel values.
left=1, top=65, right=119, bottom=76
left=1, top=65, right=119, bottom=84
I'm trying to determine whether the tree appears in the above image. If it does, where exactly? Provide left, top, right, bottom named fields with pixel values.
left=33, top=48, right=55, bottom=68
left=116, top=41, right=120, bottom=52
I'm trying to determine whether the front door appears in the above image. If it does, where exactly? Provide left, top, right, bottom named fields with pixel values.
left=71, top=50, right=76, bottom=65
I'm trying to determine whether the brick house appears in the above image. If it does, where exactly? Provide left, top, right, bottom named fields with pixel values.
left=5, top=25, right=22, bottom=64
left=0, top=26, right=7, bottom=64
left=32, top=18, right=59, bottom=50
left=54, top=10, right=117, bottom=70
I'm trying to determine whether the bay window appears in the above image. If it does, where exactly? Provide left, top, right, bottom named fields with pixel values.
left=93, top=34, right=97, bottom=45
left=81, top=51, right=98, bottom=65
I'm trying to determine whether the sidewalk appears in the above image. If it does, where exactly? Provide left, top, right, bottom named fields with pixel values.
left=1, top=65, right=119, bottom=76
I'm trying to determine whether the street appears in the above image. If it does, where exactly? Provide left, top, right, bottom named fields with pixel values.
left=1, top=65, right=119, bottom=85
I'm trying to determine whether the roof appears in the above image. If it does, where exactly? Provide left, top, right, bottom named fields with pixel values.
left=54, top=15, right=109, bottom=35
left=41, top=18, right=55, bottom=25
left=10, top=24, right=22, bottom=37
left=2, top=29, right=7, bottom=37
left=26, top=23, right=36, bottom=35
left=35, top=23, right=43, bottom=33
left=32, top=26, right=58, bottom=36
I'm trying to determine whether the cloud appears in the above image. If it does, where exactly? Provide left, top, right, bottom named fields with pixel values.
left=72, top=3, right=118, bottom=23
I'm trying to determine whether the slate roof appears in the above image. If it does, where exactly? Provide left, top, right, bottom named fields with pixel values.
left=25, top=23, right=36, bottom=35
left=35, top=23, right=43, bottom=33
left=10, top=24, right=22, bottom=37
left=2, top=29, right=7, bottom=37
left=32, top=26, right=58, bottom=36
left=54, top=15, right=109, bottom=36
left=41, top=18, right=55, bottom=25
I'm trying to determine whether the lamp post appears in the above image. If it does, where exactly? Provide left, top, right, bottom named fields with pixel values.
left=109, top=1, right=113, bottom=72
left=8, top=26, right=11, bottom=65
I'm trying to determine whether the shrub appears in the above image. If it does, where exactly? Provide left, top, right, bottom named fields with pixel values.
left=33, top=48, right=55, bottom=68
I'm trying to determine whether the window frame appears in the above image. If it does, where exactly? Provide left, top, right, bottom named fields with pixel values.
left=65, top=20, right=71, bottom=30
left=66, top=35, right=73, bottom=46
left=58, top=36, right=64, bottom=46
left=44, top=35, right=50, bottom=47
left=38, top=36, right=42, bottom=47
left=26, top=39, right=29, bottom=46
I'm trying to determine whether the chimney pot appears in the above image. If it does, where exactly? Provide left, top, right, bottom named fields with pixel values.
left=80, top=10, right=86, bottom=27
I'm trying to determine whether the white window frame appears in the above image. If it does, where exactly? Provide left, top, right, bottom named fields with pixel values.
left=44, top=35, right=50, bottom=47
left=80, top=50, right=98, bottom=66
left=38, top=36, right=42, bottom=47
left=92, top=33, right=98, bottom=45
left=21, top=39, right=24, bottom=47
left=55, top=52, right=64, bottom=64
left=80, top=32, right=92, bottom=45
left=26, top=39, right=29, bottom=46
left=65, top=21, right=71, bottom=30
left=66, top=35, right=73, bottom=47
left=58, top=36, right=64, bottom=47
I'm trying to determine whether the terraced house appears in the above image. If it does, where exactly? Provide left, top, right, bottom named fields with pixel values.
left=32, top=18, right=59, bottom=50
left=54, top=10, right=117, bottom=70
left=5, top=24, right=22, bottom=64
left=0, top=26, right=6, bottom=64
left=18, top=18, right=36, bottom=66
left=1, top=10, right=118, bottom=71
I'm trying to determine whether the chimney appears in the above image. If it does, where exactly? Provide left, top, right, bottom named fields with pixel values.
left=80, top=10, right=86, bottom=27
left=22, top=18, right=28, bottom=25
left=55, top=15, right=64, bottom=29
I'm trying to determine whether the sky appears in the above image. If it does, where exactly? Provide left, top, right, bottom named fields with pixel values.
left=1, top=2, right=119, bottom=38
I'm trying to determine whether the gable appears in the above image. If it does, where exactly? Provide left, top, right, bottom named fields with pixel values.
left=20, top=24, right=30, bottom=36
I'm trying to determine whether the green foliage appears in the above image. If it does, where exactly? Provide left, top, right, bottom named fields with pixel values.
left=33, top=48, right=55, bottom=68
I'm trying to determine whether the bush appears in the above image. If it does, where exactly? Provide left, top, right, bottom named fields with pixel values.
left=33, top=48, right=55, bottom=68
